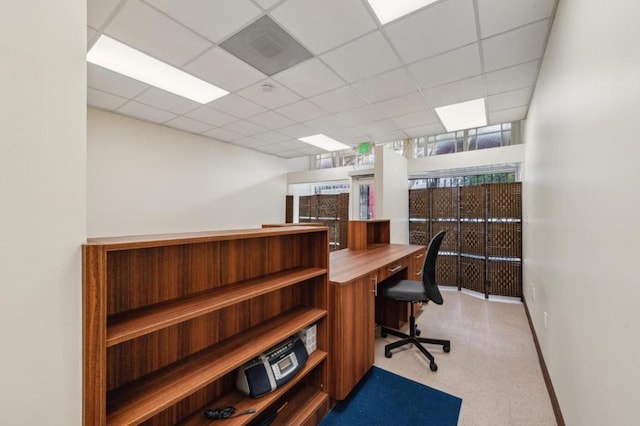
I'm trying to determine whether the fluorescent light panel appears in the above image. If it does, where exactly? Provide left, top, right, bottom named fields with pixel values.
left=367, top=0, right=439, bottom=25
left=298, top=134, right=351, bottom=152
left=435, top=98, right=487, bottom=132
left=87, top=35, right=228, bottom=104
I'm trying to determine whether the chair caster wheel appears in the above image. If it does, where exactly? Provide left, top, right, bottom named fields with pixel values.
left=443, top=345, right=450, bottom=353
left=381, top=330, right=387, bottom=338
left=430, top=362, right=438, bottom=372
left=415, top=328, right=421, bottom=336
left=385, top=350, right=392, bottom=358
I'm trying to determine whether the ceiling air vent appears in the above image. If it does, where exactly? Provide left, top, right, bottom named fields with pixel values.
left=220, top=15, right=312, bottom=76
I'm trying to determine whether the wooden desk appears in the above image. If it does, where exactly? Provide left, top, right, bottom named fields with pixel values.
left=328, top=244, right=426, bottom=400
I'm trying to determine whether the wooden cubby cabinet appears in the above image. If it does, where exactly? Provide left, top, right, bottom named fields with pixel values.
left=348, top=219, right=390, bottom=250
left=83, top=226, right=330, bottom=426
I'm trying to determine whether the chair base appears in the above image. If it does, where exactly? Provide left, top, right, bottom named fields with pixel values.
left=380, top=305, right=450, bottom=372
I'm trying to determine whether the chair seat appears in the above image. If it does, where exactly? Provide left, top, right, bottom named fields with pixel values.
left=378, top=279, right=429, bottom=302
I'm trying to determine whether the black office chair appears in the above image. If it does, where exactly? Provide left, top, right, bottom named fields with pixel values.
left=379, top=231, right=450, bottom=372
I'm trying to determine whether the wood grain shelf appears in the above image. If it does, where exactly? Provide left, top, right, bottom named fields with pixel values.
left=179, top=350, right=327, bottom=426
left=107, top=267, right=327, bottom=346
left=272, top=384, right=330, bottom=426
left=106, top=306, right=326, bottom=425
left=84, top=227, right=330, bottom=425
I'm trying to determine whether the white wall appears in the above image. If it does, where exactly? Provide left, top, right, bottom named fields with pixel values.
left=523, top=0, right=640, bottom=424
left=0, top=2, right=86, bottom=425
left=408, top=144, right=524, bottom=174
left=88, top=108, right=289, bottom=237
left=287, top=166, right=351, bottom=185
left=374, top=146, right=409, bottom=244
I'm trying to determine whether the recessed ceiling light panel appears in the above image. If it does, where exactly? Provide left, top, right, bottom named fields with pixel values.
left=87, top=35, right=228, bottom=104
left=435, top=98, right=487, bottom=132
left=367, top=0, right=439, bottom=25
left=298, top=134, right=351, bottom=152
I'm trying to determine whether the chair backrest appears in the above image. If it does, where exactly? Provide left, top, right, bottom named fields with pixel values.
left=421, top=231, right=446, bottom=305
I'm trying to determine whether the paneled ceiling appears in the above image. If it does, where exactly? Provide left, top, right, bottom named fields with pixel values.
left=87, top=0, right=557, bottom=159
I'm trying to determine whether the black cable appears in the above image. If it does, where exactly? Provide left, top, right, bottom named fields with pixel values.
left=204, top=406, right=236, bottom=419
left=204, top=406, right=256, bottom=420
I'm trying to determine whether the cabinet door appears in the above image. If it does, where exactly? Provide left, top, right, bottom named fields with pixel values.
left=329, top=274, right=375, bottom=400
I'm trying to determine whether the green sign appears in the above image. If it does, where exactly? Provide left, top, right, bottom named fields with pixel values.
left=358, top=142, right=370, bottom=154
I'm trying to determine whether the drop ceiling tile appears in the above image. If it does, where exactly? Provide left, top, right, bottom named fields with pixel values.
left=488, top=106, right=527, bottom=124
left=408, top=44, right=482, bottom=89
left=255, top=143, right=288, bottom=155
left=357, top=119, right=399, bottom=134
left=374, top=92, right=430, bottom=118
left=320, top=31, right=401, bottom=83
left=135, top=88, right=201, bottom=115
left=164, top=116, right=214, bottom=134
left=117, top=101, right=177, bottom=123
left=254, top=131, right=290, bottom=144
left=335, top=105, right=387, bottom=126
left=272, top=58, right=345, bottom=97
left=487, top=87, right=532, bottom=112
left=208, top=94, right=267, bottom=119
left=404, top=123, right=446, bottom=138
left=271, top=0, right=377, bottom=54
left=146, top=0, right=262, bottom=43
left=247, top=111, right=295, bottom=130
left=278, top=139, right=309, bottom=150
left=87, top=0, right=121, bottom=29
left=297, top=146, right=325, bottom=155
left=275, top=100, right=329, bottom=122
left=184, top=47, right=267, bottom=92
left=310, top=86, right=369, bottom=113
left=368, top=130, right=409, bottom=143
left=202, top=127, right=244, bottom=142
left=278, top=124, right=317, bottom=139
left=352, top=67, right=418, bottom=103
left=384, top=0, right=478, bottom=64
left=423, top=76, right=486, bottom=107
left=254, top=0, right=281, bottom=9
left=391, top=109, right=440, bottom=129
left=185, top=106, right=237, bottom=127
left=478, top=0, right=556, bottom=38
left=87, top=64, right=149, bottom=98
left=304, top=115, right=349, bottom=133
left=223, top=120, right=268, bottom=136
left=325, top=126, right=369, bottom=140
left=485, top=60, right=539, bottom=95
left=233, top=137, right=270, bottom=148
left=88, top=88, right=128, bottom=110
left=104, top=0, right=211, bottom=67
left=482, top=20, right=549, bottom=72
left=237, top=79, right=301, bottom=109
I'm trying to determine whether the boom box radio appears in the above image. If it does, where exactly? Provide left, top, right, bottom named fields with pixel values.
left=236, top=334, right=308, bottom=398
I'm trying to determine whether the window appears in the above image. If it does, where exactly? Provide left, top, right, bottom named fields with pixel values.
left=415, top=122, right=518, bottom=159
left=310, top=121, right=521, bottom=170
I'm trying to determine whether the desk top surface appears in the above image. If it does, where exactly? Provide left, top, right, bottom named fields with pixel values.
left=329, top=244, right=424, bottom=284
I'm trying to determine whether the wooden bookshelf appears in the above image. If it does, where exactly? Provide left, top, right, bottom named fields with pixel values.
left=179, top=350, right=327, bottom=426
left=107, top=267, right=327, bottom=346
left=84, top=226, right=330, bottom=425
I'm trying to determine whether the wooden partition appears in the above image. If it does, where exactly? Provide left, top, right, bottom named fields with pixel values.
left=408, top=183, right=522, bottom=298
left=299, top=193, right=349, bottom=251
left=84, top=226, right=330, bottom=425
